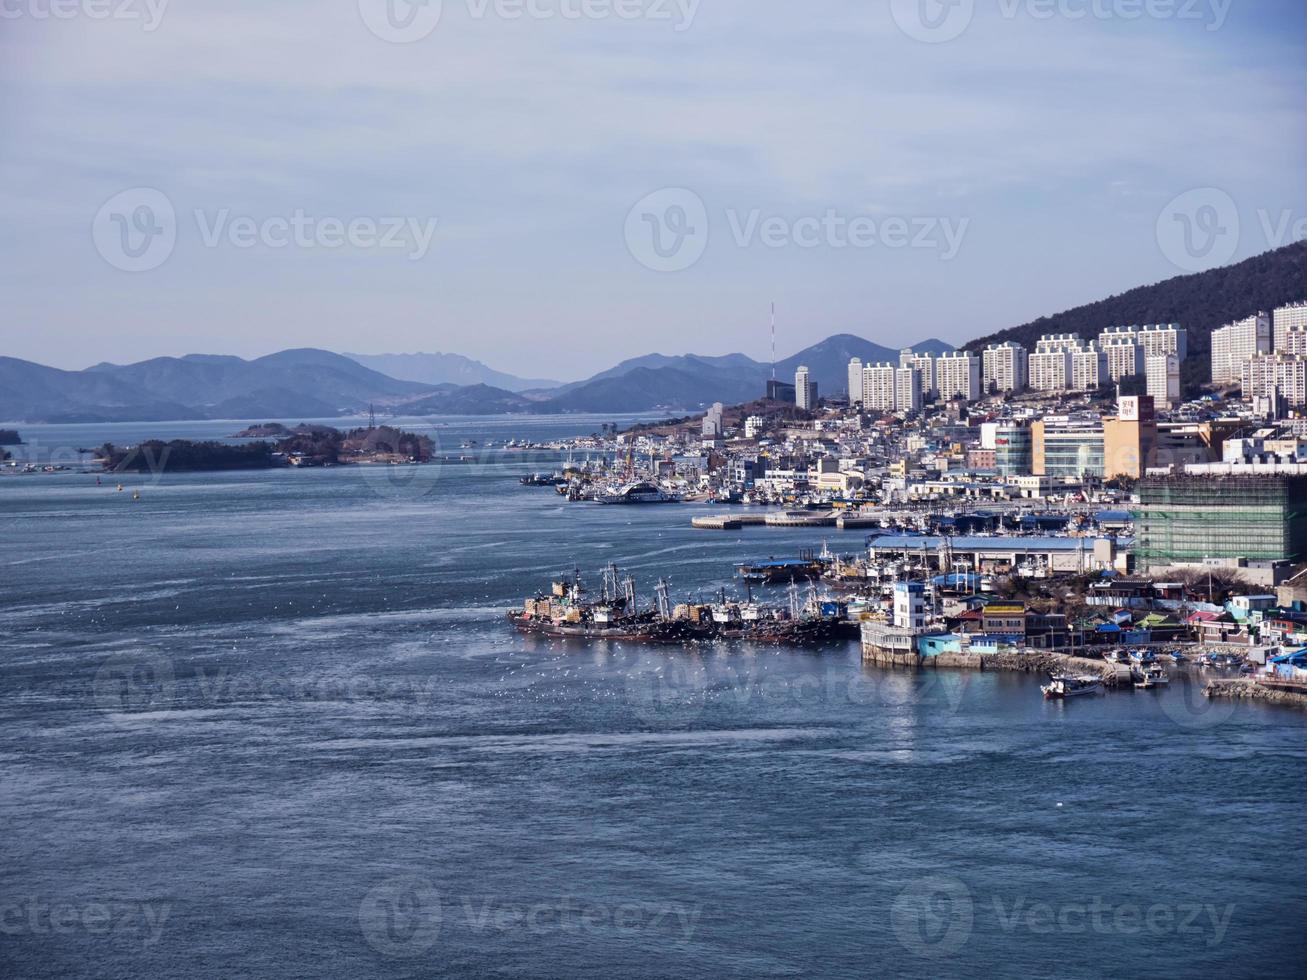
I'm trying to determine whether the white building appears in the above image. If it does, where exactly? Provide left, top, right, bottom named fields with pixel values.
left=935, top=351, right=981, bottom=403
left=982, top=342, right=1027, bottom=394
left=1283, top=327, right=1307, bottom=358
left=1273, top=301, right=1307, bottom=353
left=1028, top=335, right=1079, bottom=392
left=701, top=402, right=724, bottom=438
left=1211, top=312, right=1272, bottom=385
left=895, top=366, right=922, bottom=413
left=861, top=362, right=897, bottom=412
left=1136, top=323, right=1188, bottom=362
left=795, top=366, right=817, bottom=410
left=1145, top=352, right=1181, bottom=406
left=847, top=358, right=863, bottom=403
left=899, top=349, right=936, bottom=399
left=744, top=415, right=765, bottom=439
left=1101, top=332, right=1144, bottom=382
left=1071, top=343, right=1108, bottom=391
left=1242, top=354, right=1307, bottom=407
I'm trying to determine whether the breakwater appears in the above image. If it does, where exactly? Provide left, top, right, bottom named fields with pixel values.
left=1204, top=678, right=1307, bottom=710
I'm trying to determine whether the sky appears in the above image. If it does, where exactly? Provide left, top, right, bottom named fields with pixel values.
left=2, top=0, right=1305, bottom=382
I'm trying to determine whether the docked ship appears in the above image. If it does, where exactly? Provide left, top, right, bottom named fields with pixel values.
left=594, top=481, right=681, bottom=505
left=508, top=570, right=848, bottom=646
left=507, top=567, right=699, bottom=643
left=520, top=472, right=566, bottom=486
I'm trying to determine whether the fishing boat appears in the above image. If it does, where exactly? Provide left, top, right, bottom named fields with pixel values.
left=1129, top=648, right=1158, bottom=664
left=520, top=472, right=565, bottom=486
left=1134, top=665, right=1170, bottom=689
left=1042, top=675, right=1105, bottom=699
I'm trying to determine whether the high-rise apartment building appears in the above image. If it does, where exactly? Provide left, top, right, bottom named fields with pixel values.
left=1146, top=352, right=1181, bottom=406
left=860, top=363, right=897, bottom=412
left=1211, top=312, right=1272, bottom=385
left=794, top=366, right=817, bottom=410
left=1242, top=354, right=1307, bottom=407
left=982, top=342, right=1027, bottom=394
left=847, top=358, right=863, bottom=402
left=934, top=352, right=981, bottom=403
left=1273, top=301, right=1307, bottom=353
left=899, top=349, right=936, bottom=399
left=1070, top=343, right=1108, bottom=391
left=895, top=366, right=922, bottom=412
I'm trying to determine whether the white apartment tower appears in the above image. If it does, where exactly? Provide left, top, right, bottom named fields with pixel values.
left=982, top=342, right=1027, bottom=394
left=899, top=349, right=936, bottom=399
left=795, top=365, right=817, bottom=410
left=1136, top=323, right=1188, bottom=362
left=1071, top=343, right=1108, bottom=391
left=847, top=358, right=863, bottom=403
left=1100, top=331, right=1144, bottom=382
left=895, top=366, right=923, bottom=412
left=1242, top=354, right=1307, bottom=407
left=1028, top=334, right=1080, bottom=392
left=1211, top=312, right=1272, bottom=385
left=934, top=351, right=981, bottom=403
left=1273, top=302, right=1307, bottom=352
left=861, top=363, right=898, bottom=412
left=1145, top=352, right=1181, bottom=406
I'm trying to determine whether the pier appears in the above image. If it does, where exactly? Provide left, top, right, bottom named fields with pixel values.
left=691, top=513, right=771, bottom=530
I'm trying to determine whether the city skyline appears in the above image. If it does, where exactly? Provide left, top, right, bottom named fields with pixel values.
left=3, top=1, right=1306, bottom=378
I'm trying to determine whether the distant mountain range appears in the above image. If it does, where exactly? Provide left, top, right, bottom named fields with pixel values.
left=6, top=243, right=1300, bottom=422
left=0, top=335, right=952, bottom=422
left=344, top=351, right=561, bottom=392
left=967, top=240, right=1307, bottom=386
left=0, top=349, right=430, bottom=423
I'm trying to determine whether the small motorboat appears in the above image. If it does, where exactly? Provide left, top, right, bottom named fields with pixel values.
left=1042, top=675, right=1105, bottom=699
left=1134, top=666, right=1170, bottom=689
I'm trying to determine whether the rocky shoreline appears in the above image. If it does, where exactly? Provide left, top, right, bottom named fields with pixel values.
left=1204, top=678, right=1307, bottom=709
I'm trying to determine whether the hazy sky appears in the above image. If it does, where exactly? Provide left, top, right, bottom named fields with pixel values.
left=3, top=0, right=1305, bottom=381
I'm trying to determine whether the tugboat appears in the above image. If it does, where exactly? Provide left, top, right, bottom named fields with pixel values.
left=1042, top=675, right=1105, bottom=699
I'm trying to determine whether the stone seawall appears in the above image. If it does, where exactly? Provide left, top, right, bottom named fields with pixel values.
left=860, top=645, right=1127, bottom=684
left=1204, top=679, right=1307, bottom=709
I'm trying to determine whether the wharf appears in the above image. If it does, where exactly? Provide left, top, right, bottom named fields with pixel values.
left=691, top=513, right=770, bottom=530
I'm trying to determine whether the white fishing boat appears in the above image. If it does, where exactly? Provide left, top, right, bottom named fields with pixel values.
left=1042, top=675, right=1104, bottom=699
left=1134, top=665, right=1170, bottom=689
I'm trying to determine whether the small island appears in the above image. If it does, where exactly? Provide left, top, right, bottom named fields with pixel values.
left=0, top=429, right=23, bottom=445
left=101, top=424, right=435, bottom=473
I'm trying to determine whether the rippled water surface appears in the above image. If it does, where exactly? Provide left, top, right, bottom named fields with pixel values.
left=2, top=417, right=1305, bottom=979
